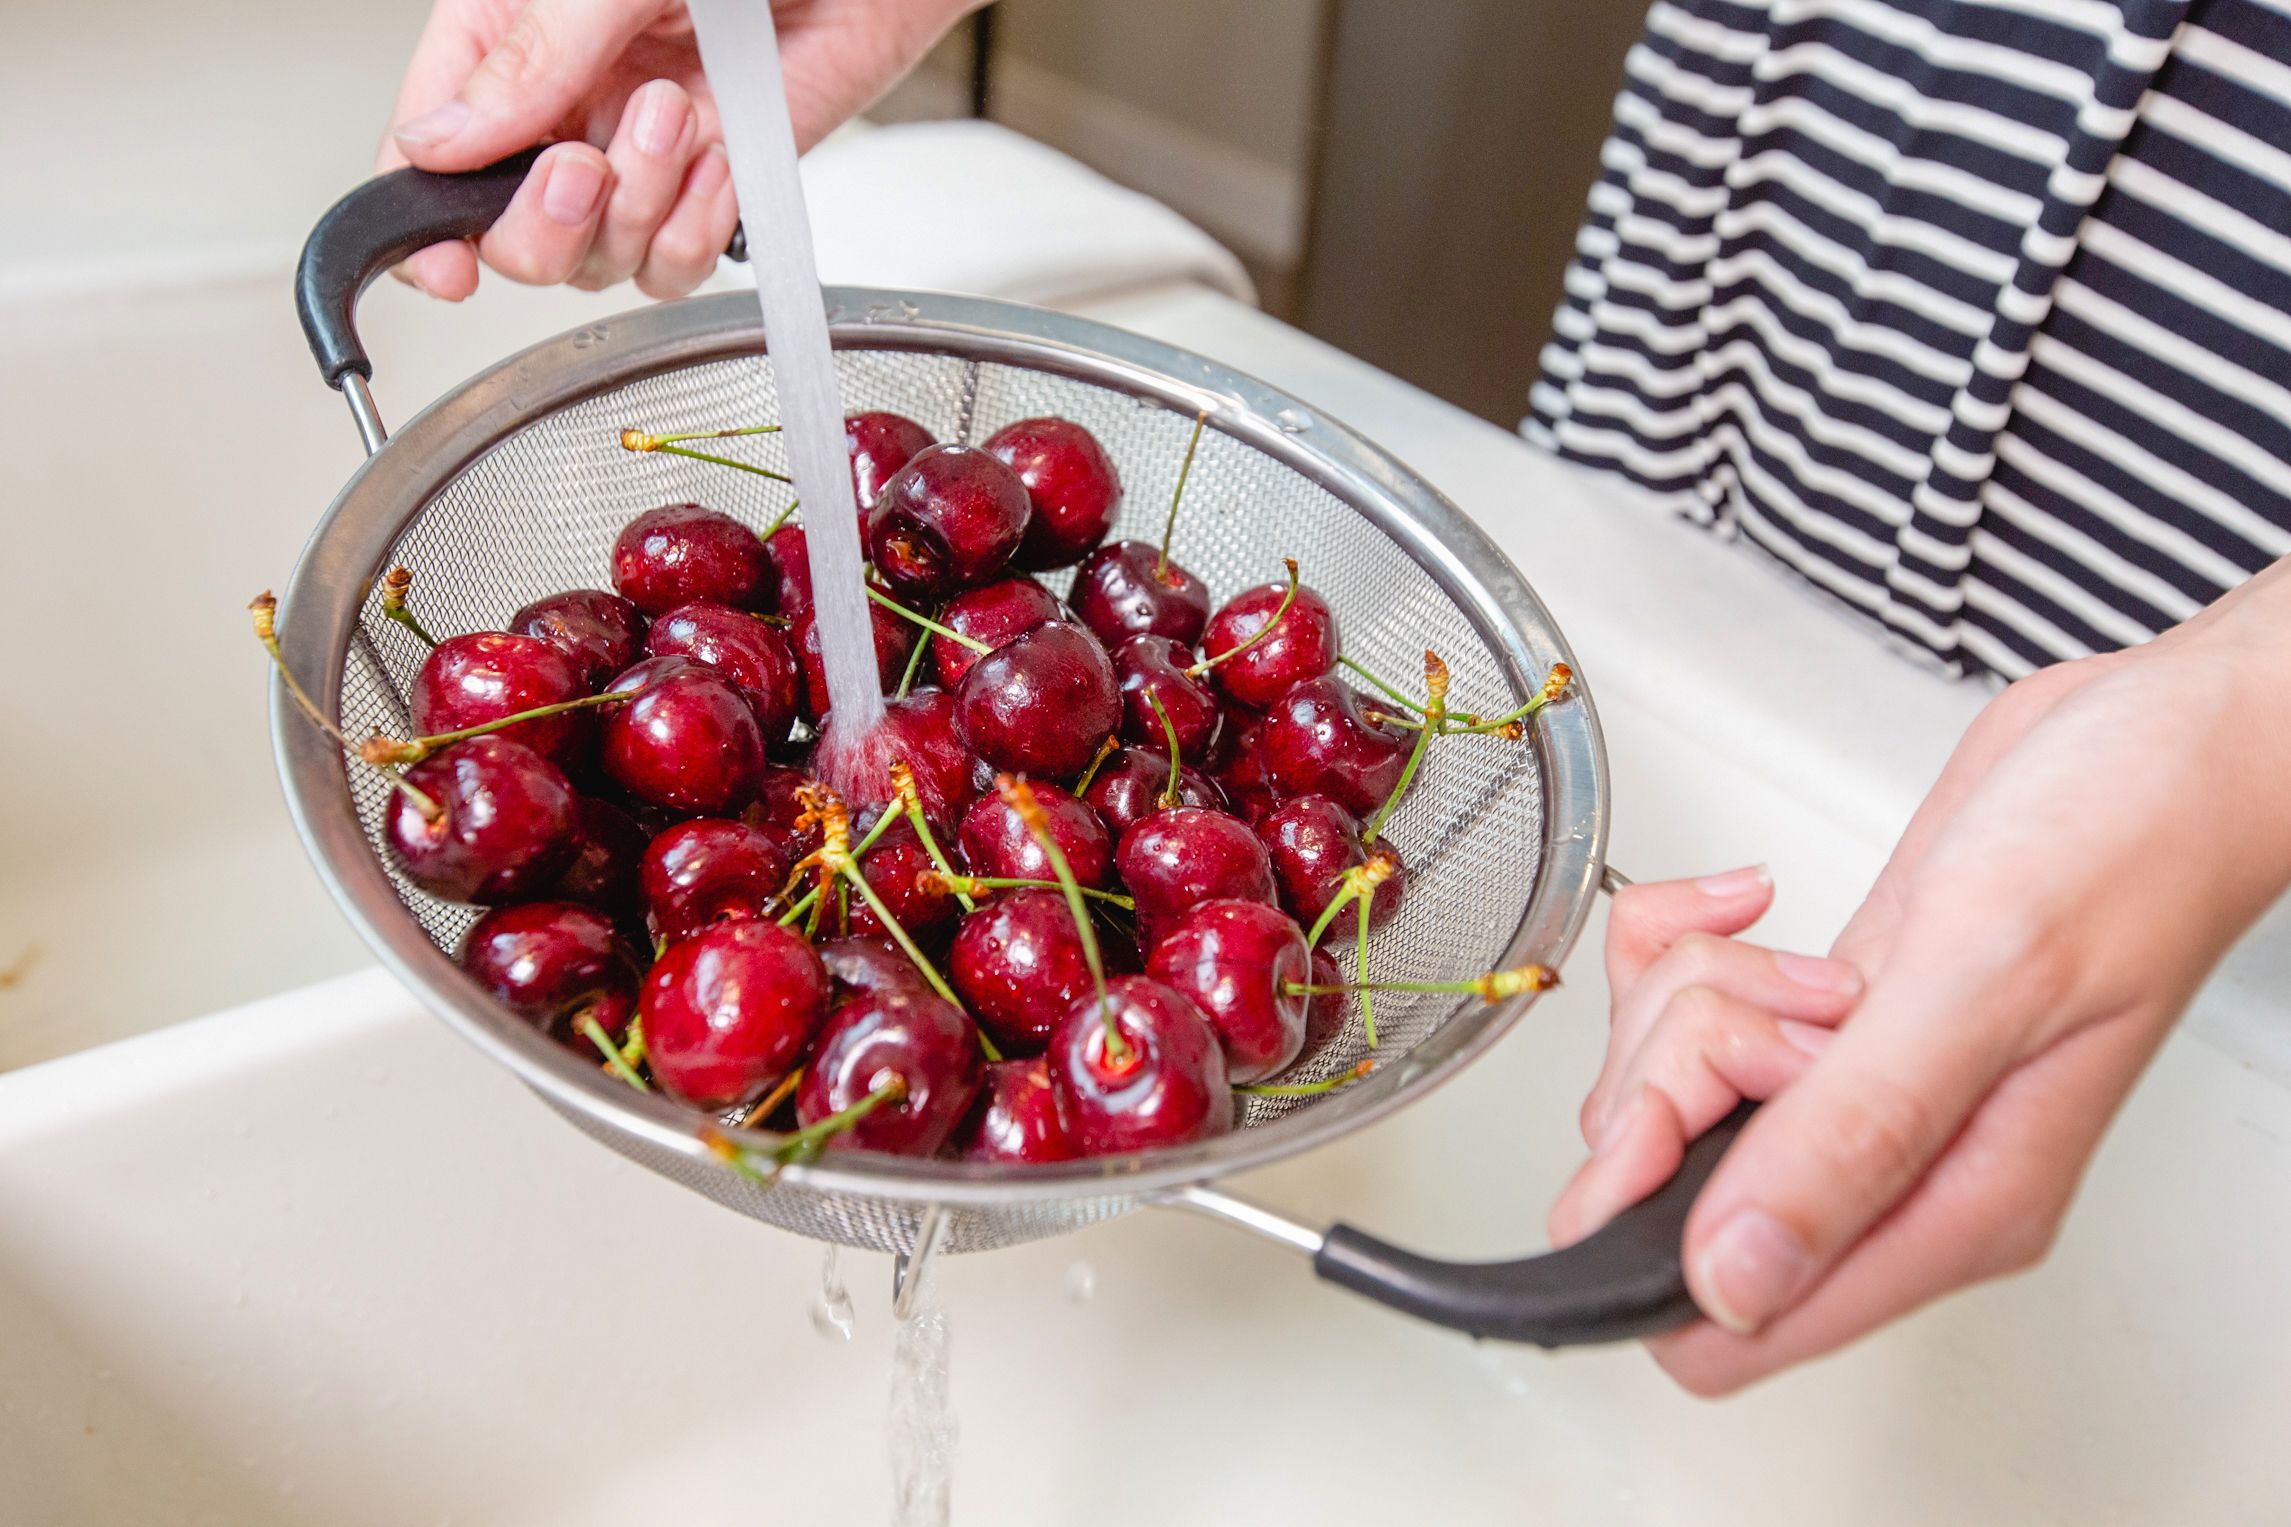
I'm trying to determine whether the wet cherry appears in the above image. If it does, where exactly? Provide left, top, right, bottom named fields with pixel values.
left=814, top=686, right=981, bottom=832
left=409, top=631, right=592, bottom=769
left=844, top=820, right=960, bottom=945
left=1082, top=748, right=1227, bottom=840
left=959, top=1056, right=1078, bottom=1165
left=599, top=656, right=767, bottom=816
left=791, top=603, right=914, bottom=724
left=1072, top=540, right=1210, bottom=648
left=640, top=818, right=795, bottom=945
left=956, top=785, right=1113, bottom=890
left=1256, top=677, right=1412, bottom=817
left=1047, top=975, right=1233, bottom=1155
left=955, top=621, right=1120, bottom=779
left=745, top=761, right=825, bottom=861
left=1145, top=899, right=1313, bottom=1082
left=948, top=890, right=1097, bottom=1055
left=611, top=503, right=773, bottom=616
left=817, top=935, right=932, bottom=1002
left=763, top=525, right=814, bottom=617
left=549, top=795, right=648, bottom=919
left=458, top=900, right=640, bottom=1054
left=865, top=444, right=1032, bottom=601
left=933, top=577, right=1063, bottom=689
left=1210, top=710, right=1277, bottom=824
left=1115, top=805, right=1278, bottom=949
left=846, top=411, right=935, bottom=510
left=643, top=601, right=803, bottom=744
left=795, top=990, right=984, bottom=1156
left=1111, top=634, right=1220, bottom=757
left=510, top=590, right=647, bottom=688
left=641, top=920, right=829, bottom=1111
left=1257, top=793, right=1406, bottom=938
left=1200, top=580, right=1338, bottom=709
left=1302, top=947, right=1349, bottom=1055
left=388, top=735, right=577, bottom=905
left=986, top=416, right=1122, bottom=570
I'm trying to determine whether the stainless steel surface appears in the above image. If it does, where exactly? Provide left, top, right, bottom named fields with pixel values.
left=343, top=372, right=388, bottom=456
left=892, top=1205, right=953, bottom=1319
left=273, top=287, right=1608, bottom=1257
left=1601, top=865, right=1634, bottom=895
left=1154, top=1184, right=1327, bottom=1256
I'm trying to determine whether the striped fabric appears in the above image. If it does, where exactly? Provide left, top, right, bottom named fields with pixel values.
left=1527, top=0, right=2291, bottom=678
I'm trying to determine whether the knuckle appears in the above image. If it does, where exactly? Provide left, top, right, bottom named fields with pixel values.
left=486, top=12, right=554, bottom=88
left=1814, top=1070, right=1938, bottom=1197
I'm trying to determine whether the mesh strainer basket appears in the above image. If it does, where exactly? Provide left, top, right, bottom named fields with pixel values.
left=276, top=159, right=1747, bottom=1347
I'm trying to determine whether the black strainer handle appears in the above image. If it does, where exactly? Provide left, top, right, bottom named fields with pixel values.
left=1311, top=1102, right=1753, bottom=1346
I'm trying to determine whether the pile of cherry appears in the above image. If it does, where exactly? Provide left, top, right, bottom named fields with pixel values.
left=255, top=409, right=1566, bottom=1176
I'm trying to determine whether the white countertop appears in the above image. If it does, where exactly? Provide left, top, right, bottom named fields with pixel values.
left=3, top=284, right=2286, bottom=1524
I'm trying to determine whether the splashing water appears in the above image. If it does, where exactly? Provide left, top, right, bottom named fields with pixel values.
left=810, top=1246, right=855, bottom=1342
left=685, top=0, right=883, bottom=746
left=888, top=1260, right=958, bottom=1527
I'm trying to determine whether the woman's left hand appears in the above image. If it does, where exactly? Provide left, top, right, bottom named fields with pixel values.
left=1550, top=561, right=2291, bottom=1394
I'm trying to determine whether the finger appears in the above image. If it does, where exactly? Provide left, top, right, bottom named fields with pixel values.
left=571, top=79, right=698, bottom=291
left=380, top=5, right=493, bottom=296
left=1605, top=867, right=1774, bottom=996
left=776, top=0, right=973, bottom=151
left=393, top=0, right=665, bottom=172
left=1551, top=996, right=1834, bottom=1246
left=476, top=141, right=612, bottom=285
left=394, top=241, right=482, bottom=301
left=635, top=144, right=737, bottom=300
left=1583, top=931, right=1861, bottom=1143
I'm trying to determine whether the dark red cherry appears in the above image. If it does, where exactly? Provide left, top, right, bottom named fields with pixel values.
left=1302, top=947, right=1349, bottom=1055
left=814, top=686, right=981, bottom=832
left=1047, top=975, right=1232, bottom=1155
left=458, top=901, right=640, bottom=1054
left=986, top=416, right=1122, bottom=570
left=955, top=621, right=1120, bottom=778
left=796, top=990, right=984, bottom=1156
left=1145, top=899, right=1312, bottom=1083
left=1256, top=794, right=1406, bottom=939
left=611, top=503, right=772, bottom=617
left=1115, top=806, right=1277, bottom=949
left=844, top=820, right=959, bottom=945
left=763, top=525, right=814, bottom=617
left=745, top=761, right=824, bottom=861
left=817, top=935, right=931, bottom=1002
left=1211, top=711, right=1277, bottom=824
left=791, top=603, right=914, bottom=724
left=933, top=577, right=1063, bottom=689
left=409, top=631, right=592, bottom=768
left=865, top=444, right=1031, bottom=601
left=847, top=411, right=935, bottom=510
left=641, top=920, right=828, bottom=1111
left=1200, top=581, right=1338, bottom=709
left=388, top=736, right=577, bottom=905
left=1072, top=540, right=1210, bottom=648
left=948, top=890, right=1096, bottom=1056
left=644, top=601, right=802, bottom=744
left=1111, top=634, right=1221, bottom=758
left=959, top=1056, right=1078, bottom=1165
left=956, top=785, right=1112, bottom=889
left=510, top=590, right=647, bottom=688
left=639, top=818, right=794, bottom=945
left=549, top=795, right=648, bottom=919
left=1256, top=677, right=1412, bottom=817
left=1082, top=748, right=1228, bottom=840
left=599, top=656, right=766, bottom=816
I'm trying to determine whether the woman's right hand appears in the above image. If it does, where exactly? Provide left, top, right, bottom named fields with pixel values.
left=380, top=0, right=980, bottom=300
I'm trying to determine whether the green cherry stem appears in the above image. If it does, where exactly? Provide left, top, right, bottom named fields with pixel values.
left=933, top=874, right=1134, bottom=909
left=378, top=566, right=439, bottom=648
left=1146, top=690, right=1184, bottom=811
left=1236, top=1059, right=1375, bottom=1098
left=833, top=858, right=998, bottom=1060
left=896, top=627, right=934, bottom=699
left=1282, top=965, right=1560, bottom=1000
left=1362, top=651, right=1449, bottom=846
left=582, top=1014, right=650, bottom=1091
left=617, top=431, right=793, bottom=484
left=251, top=592, right=443, bottom=822
left=1001, top=774, right=1126, bottom=1064
left=864, top=586, right=993, bottom=652
left=777, top=884, right=822, bottom=928
left=1355, top=895, right=1378, bottom=1049
left=620, top=425, right=782, bottom=449
left=708, top=1075, right=909, bottom=1184
left=1074, top=734, right=1121, bottom=793
left=1188, top=559, right=1299, bottom=678
left=359, top=687, right=639, bottom=768
left=1303, top=851, right=1399, bottom=947
left=1337, top=655, right=1422, bottom=714
left=619, top=1016, right=646, bottom=1071
left=1157, top=409, right=1208, bottom=582
left=736, top=1065, right=806, bottom=1128
left=894, top=766, right=973, bottom=914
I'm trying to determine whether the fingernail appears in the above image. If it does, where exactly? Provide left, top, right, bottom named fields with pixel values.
left=1693, top=1208, right=1813, bottom=1334
left=1776, top=1019, right=1833, bottom=1058
left=542, top=153, right=607, bottom=225
left=633, top=80, right=687, bottom=158
left=1594, top=1086, right=1646, bottom=1155
left=1694, top=864, right=1771, bottom=898
left=1774, top=949, right=1862, bottom=995
left=395, top=99, right=471, bottom=148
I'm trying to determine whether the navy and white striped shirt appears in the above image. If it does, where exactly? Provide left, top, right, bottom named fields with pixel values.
left=1528, top=0, right=2291, bottom=678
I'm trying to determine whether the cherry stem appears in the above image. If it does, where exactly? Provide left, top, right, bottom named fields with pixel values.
left=581, top=1014, right=649, bottom=1091
left=737, top=1065, right=805, bottom=1128
left=252, top=592, right=443, bottom=822
left=895, top=627, right=933, bottom=699
left=1074, top=734, right=1120, bottom=793
left=1443, top=663, right=1574, bottom=736
left=620, top=1016, right=646, bottom=1070
left=378, top=566, right=439, bottom=648
left=1355, top=895, right=1379, bottom=1049
left=833, top=858, right=996, bottom=1059
left=777, top=884, right=821, bottom=927
left=936, top=874, right=1134, bottom=909
left=1146, top=690, right=1184, bottom=811
left=1188, top=559, right=1300, bottom=678
left=620, top=424, right=781, bottom=450
left=895, top=770, right=973, bottom=914
left=1000, top=774, right=1125, bottom=1064
left=1304, top=882, right=1361, bottom=948
left=769, top=1075, right=907, bottom=1167
left=1236, top=1059, right=1375, bottom=1098
left=1283, top=964, right=1560, bottom=1001
left=1338, top=656, right=1421, bottom=714
left=1362, top=651, right=1449, bottom=846
left=361, top=687, right=635, bottom=767
left=617, top=433, right=793, bottom=484
left=864, top=585, right=992, bottom=652
left=1157, top=409, right=1208, bottom=582
left=1304, top=851, right=1398, bottom=947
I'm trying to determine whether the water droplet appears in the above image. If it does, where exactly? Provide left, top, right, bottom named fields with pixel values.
left=888, top=1262, right=957, bottom=1526
left=1063, top=1260, right=1096, bottom=1305
left=810, top=1246, right=855, bottom=1341
left=1275, top=408, right=1315, bottom=433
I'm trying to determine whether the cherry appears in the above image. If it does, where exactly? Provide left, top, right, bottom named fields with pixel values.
left=791, top=603, right=914, bottom=724
left=948, top=889, right=1096, bottom=1055
left=986, top=416, right=1122, bottom=570
left=1112, top=635, right=1220, bottom=758
left=550, top=795, right=648, bottom=919
left=959, top=1056, right=1078, bottom=1165
left=510, top=590, right=647, bottom=688
left=1115, top=806, right=1277, bottom=949
left=1255, top=677, right=1412, bottom=817
left=955, top=621, right=1120, bottom=778
left=1047, top=975, right=1232, bottom=1155
left=1302, top=946, right=1349, bottom=1055
left=745, top=760, right=825, bottom=861
left=640, top=818, right=794, bottom=945
left=458, top=901, right=640, bottom=1054
left=599, top=655, right=766, bottom=816
left=388, top=736, right=577, bottom=905
left=844, top=820, right=959, bottom=945
left=933, top=577, right=1063, bottom=689
left=956, top=785, right=1112, bottom=890
left=815, top=687, right=981, bottom=832
left=1072, top=540, right=1210, bottom=648
left=763, top=525, right=814, bottom=617
left=409, top=631, right=592, bottom=769
left=1257, top=794, right=1406, bottom=939
left=644, top=601, right=802, bottom=744
left=846, top=411, right=935, bottom=510
left=1082, top=748, right=1227, bottom=840
left=641, top=920, right=828, bottom=1111
left=611, top=503, right=773, bottom=617
left=1200, top=580, right=1337, bottom=709
left=795, top=990, right=984, bottom=1156
left=865, top=444, right=1031, bottom=601
left=1144, top=899, right=1313, bottom=1083
left=1210, top=711, right=1277, bottom=824
left=818, top=935, right=932, bottom=1002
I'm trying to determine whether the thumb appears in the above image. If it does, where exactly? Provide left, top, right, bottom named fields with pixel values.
left=394, top=0, right=663, bottom=171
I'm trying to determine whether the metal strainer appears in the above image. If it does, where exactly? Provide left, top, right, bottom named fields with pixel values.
left=275, top=161, right=1746, bottom=1346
